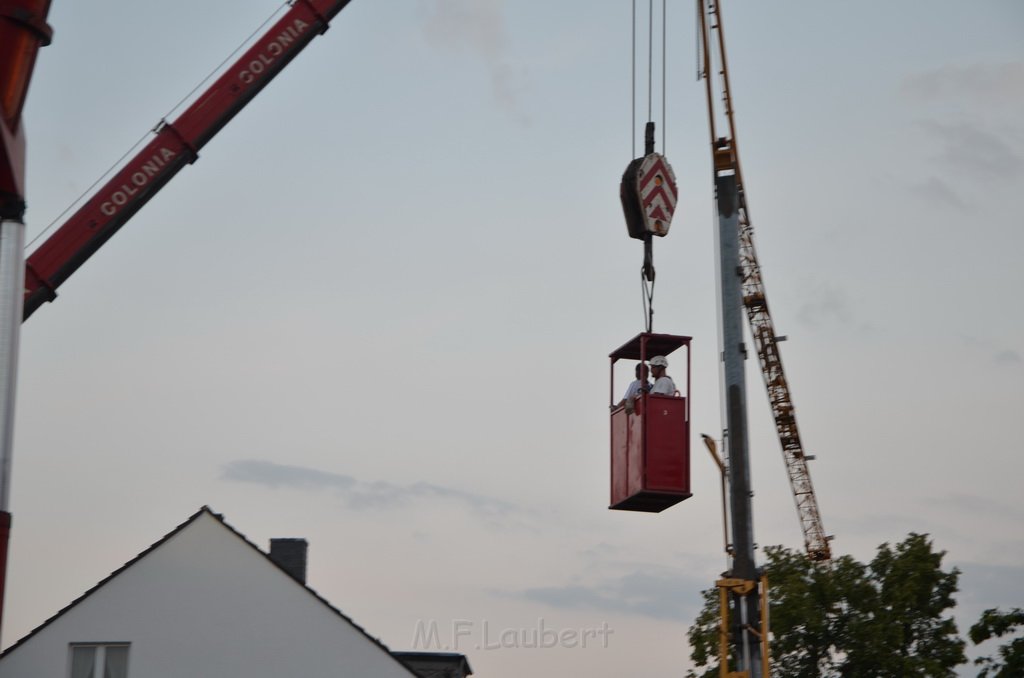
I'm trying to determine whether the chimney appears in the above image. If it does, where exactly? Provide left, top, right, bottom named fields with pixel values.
left=269, top=538, right=308, bottom=584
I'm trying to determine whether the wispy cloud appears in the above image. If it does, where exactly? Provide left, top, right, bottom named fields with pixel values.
left=957, top=335, right=1023, bottom=370
left=902, top=62, right=1024, bottom=108
left=797, top=283, right=853, bottom=330
left=917, top=119, right=1023, bottom=180
left=499, top=566, right=704, bottom=622
left=222, top=459, right=522, bottom=520
left=909, top=176, right=969, bottom=212
left=993, top=349, right=1022, bottom=367
left=418, top=0, right=528, bottom=123
left=925, top=493, right=1024, bottom=522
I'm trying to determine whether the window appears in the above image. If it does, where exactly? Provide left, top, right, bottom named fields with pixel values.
left=69, top=643, right=129, bottom=678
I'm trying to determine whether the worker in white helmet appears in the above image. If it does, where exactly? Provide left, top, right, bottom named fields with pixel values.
left=648, top=355, right=678, bottom=396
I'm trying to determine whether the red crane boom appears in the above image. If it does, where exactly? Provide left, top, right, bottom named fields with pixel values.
left=22, top=0, right=353, bottom=320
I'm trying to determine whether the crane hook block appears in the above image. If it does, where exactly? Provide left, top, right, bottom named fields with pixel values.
left=620, top=152, right=678, bottom=241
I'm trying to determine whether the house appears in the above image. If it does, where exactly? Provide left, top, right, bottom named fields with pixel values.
left=0, top=507, right=471, bottom=678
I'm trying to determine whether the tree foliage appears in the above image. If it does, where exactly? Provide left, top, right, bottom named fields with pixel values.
left=970, top=607, right=1024, bottom=678
left=686, top=533, right=966, bottom=677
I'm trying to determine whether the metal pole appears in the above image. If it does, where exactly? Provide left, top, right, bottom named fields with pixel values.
left=0, top=217, right=25, bottom=640
left=714, top=173, right=762, bottom=675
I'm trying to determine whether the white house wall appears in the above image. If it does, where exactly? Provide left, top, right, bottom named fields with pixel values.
left=0, top=511, right=416, bottom=678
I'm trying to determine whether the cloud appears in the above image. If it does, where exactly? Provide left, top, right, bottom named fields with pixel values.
left=222, top=459, right=521, bottom=519
left=501, top=566, right=705, bottom=622
left=418, top=0, right=528, bottom=122
left=902, top=62, right=1024, bottom=108
left=957, top=335, right=1023, bottom=369
left=909, top=176, right=969, bottom=211
left=925, top=493, right=1024, bottom=522
left=796, top=283, right=852, bottom=329
left=993, top=349, right=1022, bottom=366
left=918, top=120, right=1023, bottom=180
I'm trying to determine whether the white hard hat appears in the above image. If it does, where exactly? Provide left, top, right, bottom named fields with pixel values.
left=649, top=355, right=669, bottom=367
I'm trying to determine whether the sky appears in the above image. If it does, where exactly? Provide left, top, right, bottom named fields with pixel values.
left=4, top=1, right=1024, bottom=676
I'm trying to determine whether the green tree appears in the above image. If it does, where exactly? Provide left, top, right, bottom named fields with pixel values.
left=686, top=533, right=966, bottom=677
left=970, top=607, right=1024, bottom=678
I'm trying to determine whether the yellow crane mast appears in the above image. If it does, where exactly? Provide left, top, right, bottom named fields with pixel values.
left=696, top=0, right=831, bottom=562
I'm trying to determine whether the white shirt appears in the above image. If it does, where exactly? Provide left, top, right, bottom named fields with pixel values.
left=650, top=376, right=677, bottom=396
left=622, top=379, right=649, bottom=402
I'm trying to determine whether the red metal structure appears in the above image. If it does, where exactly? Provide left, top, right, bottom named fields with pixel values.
left=609, top=332, right=691, bottom=512
left=0, top=0, right=52, bottom=220
left=1, top=0, right=353, bottom=643
left=22, top=0, right=354, bottom=320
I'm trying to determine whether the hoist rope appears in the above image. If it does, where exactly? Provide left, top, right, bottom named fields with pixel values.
left=24, top=1, right=290, bottom=253
left=642, top=271, right=655, bottom=333
left=695, top=0, right=702, bottom=81
left=648, top=0, right=653, bottom=123
left=631, top=0, right=636, bottom=158
left=630, top=0, right=669, bottom=334
left=662, top=0, right=667, bottom=154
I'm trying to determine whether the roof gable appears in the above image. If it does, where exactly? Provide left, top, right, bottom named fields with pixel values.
left=1, top=507, right=417, bottom=677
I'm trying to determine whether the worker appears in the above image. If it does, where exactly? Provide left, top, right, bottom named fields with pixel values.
left=620, top=362, right=650, bottom=413
left=649, top=355, right=677, bottom=395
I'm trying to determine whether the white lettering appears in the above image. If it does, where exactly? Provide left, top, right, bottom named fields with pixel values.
left=482, top=620, right=500, bottom=650
left=96, top=147, right=177, bottom=219
left=411, top=620, right=442, bottom=650
left=599, top=621, right=614, bottom=648
left=237, top=18, right=312, bottom=87
left=452, top=620, right=472, bottom=651
left=539, top=618, right=559, bottom=648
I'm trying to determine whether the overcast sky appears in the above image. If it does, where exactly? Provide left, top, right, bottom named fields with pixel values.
left=5, top=1, right=1023, bottom=676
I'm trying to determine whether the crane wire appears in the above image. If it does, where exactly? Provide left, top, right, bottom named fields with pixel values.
left=662, top=0, right=667, bottom=154
left=641, top=272, right=655, bottom=333
left=25, top=1, right=290, bottom=253
left=629, top=0, right=673, bottom=334
left=695, top=0, right=702, bottom=82
left=631, top=0, right=636, bottom=159
left=164, top=1, right=290, bottom=120
left=648, top=0, right=653, bottom=123
left=24, top=130, right=151, bottom=251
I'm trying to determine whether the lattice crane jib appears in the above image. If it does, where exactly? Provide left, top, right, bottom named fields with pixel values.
left=697, top=0, right=831, bottom=562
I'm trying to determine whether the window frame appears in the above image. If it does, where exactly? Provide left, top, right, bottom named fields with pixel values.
left=68, top=642, right=130, bottom=678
